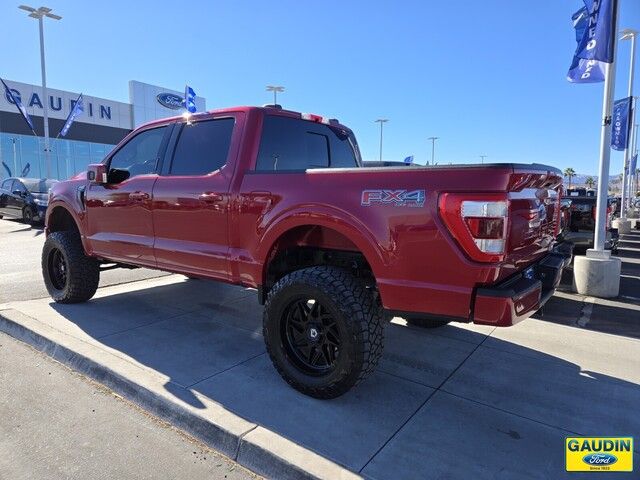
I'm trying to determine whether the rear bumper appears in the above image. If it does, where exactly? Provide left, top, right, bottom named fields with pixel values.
left=472, top=247, right=569, bottom=327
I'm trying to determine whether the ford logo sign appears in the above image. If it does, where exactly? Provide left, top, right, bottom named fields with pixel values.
left=156, top=93, right=184, bottom=110
left=582, top=453, right=617, bottom=466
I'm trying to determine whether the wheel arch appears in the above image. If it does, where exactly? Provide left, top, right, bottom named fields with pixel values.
left=258, top=212, right=388, bottom=302
left=46, top=204, right=90, bottom=254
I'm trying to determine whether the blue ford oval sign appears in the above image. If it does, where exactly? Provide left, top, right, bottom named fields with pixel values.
left=582, top=453, right=618, bottom=466
left=156, top=93, right=184, bottom=110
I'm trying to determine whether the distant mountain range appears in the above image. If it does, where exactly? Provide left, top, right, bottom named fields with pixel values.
left=563, top=173, right=626, bottom=192
left=563, top=174, right=596, bottom=186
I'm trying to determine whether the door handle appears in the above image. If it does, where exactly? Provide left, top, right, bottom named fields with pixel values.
left=199, top=192, right=224, bottom=204
left=129, top=191, right=150, bottom=201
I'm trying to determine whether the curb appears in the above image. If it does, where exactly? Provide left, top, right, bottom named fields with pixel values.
left=0, top=308, right=360, bottom=480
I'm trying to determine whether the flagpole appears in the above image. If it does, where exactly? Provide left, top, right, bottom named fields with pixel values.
left=620, top=31, right=637, bottom=220
left=592, top=0, right=620, bottom=255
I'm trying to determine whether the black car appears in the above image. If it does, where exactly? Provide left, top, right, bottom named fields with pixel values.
left=0, top=177, right=57, bottom=224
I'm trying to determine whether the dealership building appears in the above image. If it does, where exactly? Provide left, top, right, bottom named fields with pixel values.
left=0, top=79, right=206, bottom=180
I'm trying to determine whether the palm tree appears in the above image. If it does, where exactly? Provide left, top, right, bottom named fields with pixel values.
left=564, top=168, right=576, bottom=190
left=585, top=176, right=595, bottom=189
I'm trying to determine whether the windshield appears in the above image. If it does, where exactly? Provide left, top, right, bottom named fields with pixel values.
left=22, top=179, right=58, bottom=193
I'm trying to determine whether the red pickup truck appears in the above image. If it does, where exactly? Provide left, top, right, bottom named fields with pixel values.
left=42, top=105, right=567, bottom=398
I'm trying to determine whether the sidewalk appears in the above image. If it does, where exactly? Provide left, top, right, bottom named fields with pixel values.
left=1, top=235, right=640, bottom=479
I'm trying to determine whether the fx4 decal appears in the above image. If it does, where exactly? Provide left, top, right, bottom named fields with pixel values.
left=361, top=189, right=426, bottom=207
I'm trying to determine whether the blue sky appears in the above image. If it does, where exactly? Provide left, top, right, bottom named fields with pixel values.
left=1, top=0, right=639, bottom=174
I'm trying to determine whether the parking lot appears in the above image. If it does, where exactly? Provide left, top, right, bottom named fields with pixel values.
left=0, top=218, right=168, bottom=302
left=1, top=218, right=639, bottom=479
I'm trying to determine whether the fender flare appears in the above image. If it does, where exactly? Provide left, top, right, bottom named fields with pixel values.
left=256, top=205, right=390, bottom=283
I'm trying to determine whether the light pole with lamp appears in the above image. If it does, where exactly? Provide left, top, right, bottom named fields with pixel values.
left=617, top=29, right=637, bottom=228
left=18, top=5, right=61, bottom=179
left=427, top=136, right=439, bottom=165
left=375, top=119, right=388, bottom=162
left=480, top=155, right=487, bottom=164
left=266, top=85, right=285, bottom=105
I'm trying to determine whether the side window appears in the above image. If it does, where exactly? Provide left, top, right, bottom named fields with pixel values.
left=1, top=179, right=13, bottom=191
left=14, top=181, right=26, bottom=193
left=108, top=126, right=167, bottom=180
left=169, top=118, right=234, bottom=175
left=256, top=115, right=357, bottom=170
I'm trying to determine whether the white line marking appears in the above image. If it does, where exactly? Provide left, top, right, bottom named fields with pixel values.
left=577, top=296, right=596, bottom=327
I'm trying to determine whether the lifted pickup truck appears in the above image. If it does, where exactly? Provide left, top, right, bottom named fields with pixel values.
left=42, top=106, right=567, bottom=398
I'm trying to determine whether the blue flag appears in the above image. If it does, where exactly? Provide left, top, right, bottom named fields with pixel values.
left=567, top=0, right=615, bottom=83
left=1, top=78, right=35, bottom=132
left=403, top=155, right=414, bottom=165
left=567, top=57, right=606, bottom=83
left=2, top=161, right=12, bottom=177
left=59, top=94, right=84, bottom=137
left=611, top=97, right=632, bottom=151
left=184, top=85, right=197, bottom=113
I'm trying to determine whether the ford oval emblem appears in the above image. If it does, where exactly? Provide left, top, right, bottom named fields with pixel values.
left=156, top=92, right=184, bottom=110
left=582, top=453, right=618, bottom=466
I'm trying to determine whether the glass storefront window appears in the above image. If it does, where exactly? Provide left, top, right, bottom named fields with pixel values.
left=0, top=132, right=115, bottom=181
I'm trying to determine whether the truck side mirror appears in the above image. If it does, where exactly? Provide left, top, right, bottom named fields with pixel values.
left=87, top=164, right=108, bottom=185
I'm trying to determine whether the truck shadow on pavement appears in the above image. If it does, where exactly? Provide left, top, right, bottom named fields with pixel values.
left=47, top=277, right=640, bottom=478
left=2, top=218, right=44, bottom=236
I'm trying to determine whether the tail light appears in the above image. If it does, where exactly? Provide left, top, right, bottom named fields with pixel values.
left=439, top=193, right=509, bottom=263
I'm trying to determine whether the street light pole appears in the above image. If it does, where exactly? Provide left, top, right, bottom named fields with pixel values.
left=427, top=137, right=439, bottom=165
left=480, top=155, right=487, bottom=164
left=620, top=29, right=637, bottom=219
left=632, top=121, right=639, bottom=198
left=19, top=5, right=61, bottom=179
left=266, top=85, right=285, bottom=105
left=375, top=119, right=388, bottom=162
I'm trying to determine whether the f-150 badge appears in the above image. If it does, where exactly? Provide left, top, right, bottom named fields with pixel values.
left=361, top=189, right=426, bottom=207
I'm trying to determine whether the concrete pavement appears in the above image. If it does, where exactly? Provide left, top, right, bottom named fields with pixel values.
left=1, top=232, right=639, bottom=478
left=0, top=331, right=258, bottom=480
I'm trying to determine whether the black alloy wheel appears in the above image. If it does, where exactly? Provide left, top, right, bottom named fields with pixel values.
left=282, top=297, right=341, bottom=375
left=47, top=247, right=68, bottom=290
left=22, top=207, right=34, bottom=224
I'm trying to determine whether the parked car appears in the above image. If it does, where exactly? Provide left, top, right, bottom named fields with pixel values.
left=561, top=193, right=618, bottom=253
left=0, top=177, right=57, bottom=224
left=42, top=106, right=568, bottom=398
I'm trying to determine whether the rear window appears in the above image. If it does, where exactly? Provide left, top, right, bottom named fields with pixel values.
left=256, top=115, right=359, bottom=171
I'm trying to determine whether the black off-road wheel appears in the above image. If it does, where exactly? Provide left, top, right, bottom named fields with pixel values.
left=405, top=317, right=451, bottom=328
left=22, top=206, right=34, bottom=224
left=263, top=266, right=384, bottom=399
left=42, top=231, right=100, bottom=303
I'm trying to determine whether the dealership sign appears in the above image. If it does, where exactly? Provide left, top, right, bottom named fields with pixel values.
left=156, top=92, right=184, bottom=110
left=3, top=87, right=113, bottom=121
